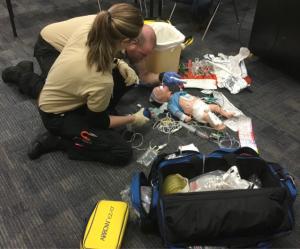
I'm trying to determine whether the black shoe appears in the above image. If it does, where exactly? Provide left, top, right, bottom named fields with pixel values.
left=19, top=72, right=43, bottom=98
left=2, top=60, right=33, bottom=84
left=16, top=60, right=34, bottom=73
left=2, top=66, right=22, bottom=84
left=28, top=132, right=62, bottom=160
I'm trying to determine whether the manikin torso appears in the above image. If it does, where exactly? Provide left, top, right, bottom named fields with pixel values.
left=178, top=93, right=199, bottom=115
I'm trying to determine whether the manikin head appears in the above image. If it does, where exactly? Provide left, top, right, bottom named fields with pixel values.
left=126, top=24, right=156, bottom=63
left=150, top=85, right=172, bottom=104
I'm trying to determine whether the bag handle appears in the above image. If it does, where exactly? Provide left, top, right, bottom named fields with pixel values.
left=209, top=146, right=259, bottom=158
left=216, top=147, right=259, bottom=168
left=233, top=147, right=259, bottom=157
left=269, top=163, right=297, bottom=202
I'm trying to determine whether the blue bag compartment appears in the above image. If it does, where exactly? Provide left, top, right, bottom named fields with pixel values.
left=131, top=172, right=148, bottom=216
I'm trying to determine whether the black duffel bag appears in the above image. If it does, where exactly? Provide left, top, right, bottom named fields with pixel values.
left=131, top=147, right=297, bottom=248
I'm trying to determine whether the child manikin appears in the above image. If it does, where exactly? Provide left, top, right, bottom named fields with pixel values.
left=150, top=86, right=233, bottom=130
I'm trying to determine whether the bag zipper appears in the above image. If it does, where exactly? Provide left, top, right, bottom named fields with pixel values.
left=161, top=187, right=284, bottom=202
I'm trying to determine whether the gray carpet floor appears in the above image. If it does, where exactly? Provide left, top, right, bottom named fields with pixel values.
left=0, top=0, right=299, bottom=248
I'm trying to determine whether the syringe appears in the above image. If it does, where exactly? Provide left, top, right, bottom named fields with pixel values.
left=179, top=121, right=209, bottom=139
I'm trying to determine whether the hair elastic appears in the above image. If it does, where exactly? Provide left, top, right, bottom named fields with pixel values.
left=107, top=10, right=112, bottom=21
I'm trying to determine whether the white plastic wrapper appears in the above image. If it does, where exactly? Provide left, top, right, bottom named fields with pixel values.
left=189, top=166, right=260, bottom=192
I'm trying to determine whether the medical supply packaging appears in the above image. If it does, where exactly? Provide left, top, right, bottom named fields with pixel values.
left=81, top=200, right=129, bottom=249
left=130, top=147, right=297, bottom=248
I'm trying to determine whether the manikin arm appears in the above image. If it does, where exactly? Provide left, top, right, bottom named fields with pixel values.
left=167, top=98, right=190, bottom=122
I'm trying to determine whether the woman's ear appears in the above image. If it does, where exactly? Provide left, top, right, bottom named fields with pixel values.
left=121, top=38, right=136, bottom=49
left=121, top=38, right=138, bottom=50
left=120, top=38, right=129, bottom=49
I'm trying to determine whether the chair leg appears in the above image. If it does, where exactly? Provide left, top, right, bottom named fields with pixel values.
left=138, top=0, right=143, bottom=13
left=168, top=2, right=177, bottom=21
left=232, top=0, right=240, bottom=24
left=97, top=0, right=102, bottom=11
left=143, top=0, right=148, bottom=18
left=5, top=0, right=17, bottom=37
left=158, top=0, right=163, bottom=18
left=149, top=0, right=154, bottom=18
left=202, top=0, right=222, bottom=41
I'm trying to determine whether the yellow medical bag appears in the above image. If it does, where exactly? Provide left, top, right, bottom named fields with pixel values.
left=80, top=200, right=129, bottom=249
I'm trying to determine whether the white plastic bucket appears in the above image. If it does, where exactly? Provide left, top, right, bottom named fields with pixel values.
left=145, top=22, right=185, bottom=73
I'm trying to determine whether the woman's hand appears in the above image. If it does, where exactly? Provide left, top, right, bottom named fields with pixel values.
left=116, top=59, right=139, bottom=86
left=132, top=108, right=149, bottom=127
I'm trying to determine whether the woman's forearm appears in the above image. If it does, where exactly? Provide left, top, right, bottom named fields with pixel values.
left=109, top=115, right=135, bottom=128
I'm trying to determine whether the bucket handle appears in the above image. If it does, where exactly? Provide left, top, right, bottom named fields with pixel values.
left=181, top=36, right=194, bottom=50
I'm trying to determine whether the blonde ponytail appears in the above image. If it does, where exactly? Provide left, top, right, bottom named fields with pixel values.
left=86, top=3, right=143, bottom=72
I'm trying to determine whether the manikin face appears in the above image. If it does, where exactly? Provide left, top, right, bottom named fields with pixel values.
left=152, top=85, right=172, bottom=103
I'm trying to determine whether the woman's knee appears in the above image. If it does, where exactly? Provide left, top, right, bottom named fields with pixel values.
left=110, top=143, right=133, bottom=165
left=71, top=129, right=133, bottom=166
